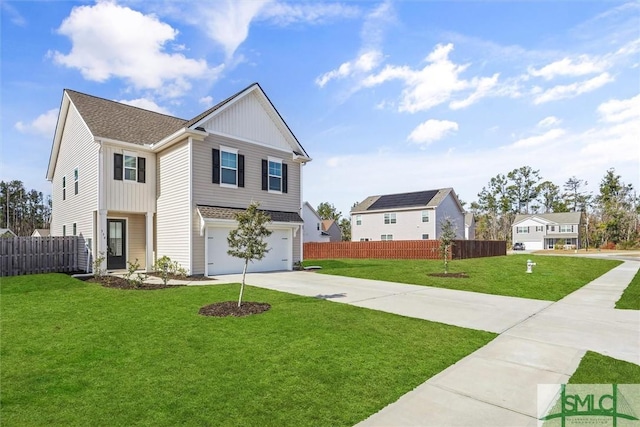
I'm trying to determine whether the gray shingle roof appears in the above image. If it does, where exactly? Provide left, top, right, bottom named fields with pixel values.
left=351, top=188, right=455, bottom=212
left=197, top=205, right=303, bottom=223
left=65, top=90, right=187, bottom=145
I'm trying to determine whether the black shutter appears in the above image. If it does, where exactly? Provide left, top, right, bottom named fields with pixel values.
left=261, top=159, right=268, bottom=191
left=114, top=153, right=123, bottom=180
left=212, top=149, right=220, bottom=184
left=282, top=163, right=288, bottom=193
left=137, top=157, right=146, bottom=183
left=238, top=154, right=245, bottom=188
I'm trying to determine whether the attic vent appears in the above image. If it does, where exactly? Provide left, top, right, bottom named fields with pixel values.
left=195, top=126, right=206, bottom=132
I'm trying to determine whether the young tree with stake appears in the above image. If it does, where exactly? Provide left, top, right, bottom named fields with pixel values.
left=227, top=202, right=272, bottom=307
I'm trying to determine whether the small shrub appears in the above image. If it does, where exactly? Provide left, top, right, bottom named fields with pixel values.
left=153, top=256, right=187, bottom=286
left=124, top=259, right=145, bottom=288
left=600, top=241, right=616, bottom=250
left=554, top=239, right=566, bottom=250
left=617, top=240, right=640, bottom=250
left=92, top=252, right=106, bottom=279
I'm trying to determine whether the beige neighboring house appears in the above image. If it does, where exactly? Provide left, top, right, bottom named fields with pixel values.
left=512, top=212, right=584, bottom=250
left=302, top=202, right=330, bottom=243
left=46, top=83, right=311, bottom=275
left=321, top=219, right=342, bottom=242
left=464, top=213, right=475, bottom=240
left=31, top=229, right=51, bottom=237
left=351, top=188, right=465, bottom=242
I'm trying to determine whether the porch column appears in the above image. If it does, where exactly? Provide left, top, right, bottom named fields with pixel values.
left=145, top=212, right=154, bottom=272
left=98, top=209, right=108, bottom=272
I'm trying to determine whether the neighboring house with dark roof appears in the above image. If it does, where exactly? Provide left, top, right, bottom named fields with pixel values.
left=512, top=212, right=584, bottom=250
left=321, top=219, right=342, bottom=242
left=46, top=83, right=311, bottom=275
left=464, top=213, right=475, bottom=240
left=351, top=188, right=465, bottom=242
left=31, top=229, right=50, bottom=237
left=302, top=202, right=330, bottom=243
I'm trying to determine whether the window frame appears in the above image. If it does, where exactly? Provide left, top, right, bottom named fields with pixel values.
left=384, top=213, right=396, bottom=224
left=355, top=215, right=362, bottom=226
left=421, top=211, right=429, bottom=222
left=380, top=234, right=393, bottom=241
left=560, top=225, right=573, bottom=233
left=74, top=167, right=79, bottom=195
left=516, top=226, right=529, bottom=233
left=268, top=157, right=283, bottom=193
left=422, top=234, right=429, bottom=240
left=123, top=151, right=138, bottom=182
left=220, top=146, right=238, bottom=188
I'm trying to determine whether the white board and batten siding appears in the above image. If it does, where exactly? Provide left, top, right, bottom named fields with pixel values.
left=156, top=141, right=192, bottom=273
left=200, top=91, right=293, bottom=152
left=49, top=103, right=98, bottom=270
left=103, top=145, right=156, bottom=213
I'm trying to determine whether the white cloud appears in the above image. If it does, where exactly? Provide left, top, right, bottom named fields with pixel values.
left=508, top=128, right=566, bottom=149
left=259, top=2, right=360, bottom=26
left=51, top=2, right=214, bottom=96
left=315, top=2, right=393, bottom=88
left=533, top=72, right=613, bottom=104
left=362, top=43, right=499, bottom=113
left=116, top=98, right=172, bottom=115
left=407, top=119, right=459, bottom=146
left=537, top=116, right=562, bottom=128
left=528, top=55, right=609, bottom=80
left=2, top=1, right=26, bottom=26
left=597, top=94, right=640, bottom=123
left=199, top=96, right=214, bottom=106
left=15, top=108, right=59, bottom=138
left=316, top=50, right=383, bottom=87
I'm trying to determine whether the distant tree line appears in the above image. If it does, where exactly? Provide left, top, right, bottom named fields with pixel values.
left=469, top=167, right=639, bottom=248
left=0, top=180, right=51, bottom=236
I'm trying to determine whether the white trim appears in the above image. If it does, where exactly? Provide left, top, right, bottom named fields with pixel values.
left=219, top=145, right=239, bottom=188
left=106, top=216, right=129, bottom=271
left=151, top=128, right=207, bottom=152
left=96, top=137, right=154, bottom=152
left=267, top=156, right=283, bottom=193
left=188, top=138, right=193, bottom=275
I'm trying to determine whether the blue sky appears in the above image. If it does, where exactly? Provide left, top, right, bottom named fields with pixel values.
left=1, top=0, right=638, bottom=216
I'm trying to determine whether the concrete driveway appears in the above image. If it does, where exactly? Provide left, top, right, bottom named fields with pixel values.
left=211, top=259, right=640, bottom=426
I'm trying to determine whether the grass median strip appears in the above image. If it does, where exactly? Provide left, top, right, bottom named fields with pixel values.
left=304, top=255, right=622, bottom=301
left=616, top=267, right=640, bottom=310
left=1, top=274, right=495, bottom=427
left=569, top=351, right=640, bottom=384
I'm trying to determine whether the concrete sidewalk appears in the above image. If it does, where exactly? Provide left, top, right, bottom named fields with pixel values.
left=214, top=259, right=640, bottom=426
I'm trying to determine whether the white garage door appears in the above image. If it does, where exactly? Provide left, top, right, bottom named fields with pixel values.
left=206, top=227, right=291, bottom=275
left=522, top=240, right=543, bottom=250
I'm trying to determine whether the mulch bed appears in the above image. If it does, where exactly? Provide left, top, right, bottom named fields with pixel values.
left=86, top=276, right=182, bottom=290
left=428, top=272, right=470, bottom=278
left=147, top=273, right=214, bottom=281
left=199, top=301, right=271, bottom=317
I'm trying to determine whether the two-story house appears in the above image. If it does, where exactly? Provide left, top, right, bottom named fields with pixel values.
left=302, top=202, right=330, bottom=243
left=512, top=212, right=584, bottom=250
left=46, top=83, right=311, bottom=275
left=351, top=188, right=465, bottom=242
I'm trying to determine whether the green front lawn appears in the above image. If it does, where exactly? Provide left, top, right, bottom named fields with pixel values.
left=1, top=274, right=495, bottom=427
left=304, top=256, right=622, bottom=301
left=616, top=268, right=640, bottom=310
left=569, top=351, right=640, bottom=384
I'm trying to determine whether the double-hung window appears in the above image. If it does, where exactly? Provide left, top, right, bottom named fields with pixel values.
left=381, top=234, right=393, bottom=241
left=560, top=225, right=573, bottom=233
left=516, top=226, right=529, bottom=233
left=422, top=234, right=429, bottom=240
left=221, top=149, right=237, bottom=185
left=124, top=154, right=137, bottom=181
left=384, top=213, right=396, bottom=224
left=355, top=215, right=362, bottom=226
left=269, top=159, right=282, bottom=191
left=421, top=211, right=429, bottom=222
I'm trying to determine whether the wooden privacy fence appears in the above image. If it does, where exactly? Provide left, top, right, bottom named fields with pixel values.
left=0, top=236, right=82, bottom=277
left=303, top=240, right=506, bottom=260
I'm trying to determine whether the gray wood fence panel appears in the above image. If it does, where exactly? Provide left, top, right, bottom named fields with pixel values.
left=0, top=236, right=83, bottom=277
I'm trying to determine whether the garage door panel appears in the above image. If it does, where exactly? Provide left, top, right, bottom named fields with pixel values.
left=207, top=227, right=291, bottom=275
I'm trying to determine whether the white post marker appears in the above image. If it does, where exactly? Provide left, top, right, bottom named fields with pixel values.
left=526, top=259, right=536, bottom=274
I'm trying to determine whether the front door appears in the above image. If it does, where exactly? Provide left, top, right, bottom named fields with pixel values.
left=107, top=219, right=126, bottom=270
